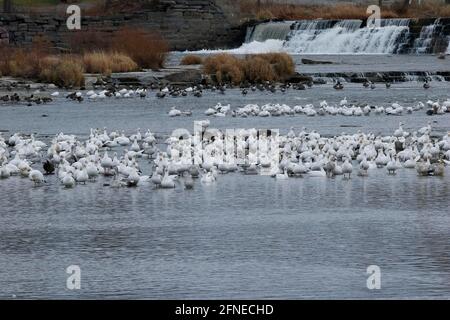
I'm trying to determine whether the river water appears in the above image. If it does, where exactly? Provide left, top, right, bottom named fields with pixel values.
left=0, top=55, right=449, bottom=299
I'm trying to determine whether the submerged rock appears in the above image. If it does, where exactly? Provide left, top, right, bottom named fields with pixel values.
left=302, top=58, right=333, bottom=65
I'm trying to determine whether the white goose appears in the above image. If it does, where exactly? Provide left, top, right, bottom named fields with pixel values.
left=86, top=162, right=99, bottom=181
left=161, top=171, right=176, bottom=188
left=75, top=169, right=89, bottom=184
left=116, top=133, right=130, bottom=146
left=169, top=107, right=182, bottom=117
left=0, top=166, right=10, bottom=179
left=201, top=171, right=216, bottom=184
left=62, top=173, right=76, bottom=188
left=101, top=152, right=113, bottom=174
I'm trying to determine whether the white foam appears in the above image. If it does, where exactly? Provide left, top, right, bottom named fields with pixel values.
left=192, top=39, right=285, bottom=54
left=284, top=20, right=410, bottom=54
left=187, top=19, right=450, bottom=55
left=246, top=21, right=293, bottom=43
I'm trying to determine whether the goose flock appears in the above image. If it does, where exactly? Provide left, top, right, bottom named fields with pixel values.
left=0, top=92, right=54, bottom=106
left=0, top=78, right=447, bottom=109
left=61, top=82, right=306, bottom=102
left=0, top=121, right=448, bottom=189
left=198, top=99, right=450, bottom=118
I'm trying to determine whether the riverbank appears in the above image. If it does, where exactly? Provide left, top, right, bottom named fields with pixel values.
left=0, top=1, right=245, bottom=51
left=2, top=53, right=450, bottom=92
left=238, top=1, right=450, bottom=20
left=0, top=65, right=203, bottom=91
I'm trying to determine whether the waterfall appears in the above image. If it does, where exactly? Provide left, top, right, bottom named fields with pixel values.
left=447, top=37, right=450, bottom=54
left=283, top=19, right=411, bottom=54
left=232, top=21, right=294, bottom=54
left=413, top=19, right=441, bottom=54
left=199, top=18, right=448, bottom=55
left=245, top=21, right=293, bottom=43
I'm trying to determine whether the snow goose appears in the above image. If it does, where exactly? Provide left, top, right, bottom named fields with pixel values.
left=29, top=170, right=45, bottom=185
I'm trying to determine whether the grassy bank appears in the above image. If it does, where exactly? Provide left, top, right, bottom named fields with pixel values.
left=0, top=27, right=168, bottom=88
left=182, top=53, right=295, bottom=84
left=0, top=46, right=86, bottom=87
left=239, top=0, right=450, bottom=20
left=68, top=27, right=168, bottom=70
left=4, top=0, right=450, bottom=19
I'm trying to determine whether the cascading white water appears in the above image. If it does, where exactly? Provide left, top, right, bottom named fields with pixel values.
left=283, top=19, right=411, bottom=54
left=245, top=21, right=293, bottom=43
left=231, top=21, right=293, bottom=54
left=447, top=37, right=450, bottom=54
left=413, top=19, right=440, bottom=54
left=193, top=19, right=446, bottom=55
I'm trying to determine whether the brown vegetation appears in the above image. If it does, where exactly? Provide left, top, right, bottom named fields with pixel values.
left=0, top=25, right=169, bottom=87
left=180, top=54, right=204, bottom=65
left=0, top=45, right=85, bottom=87
left=67, top=27, right=169, bottom=70
left=83, top=51, right=138, bottom=75
left=202, top=52, right=295, bottom=84
left=238, top=0, right=450, bottom=20
left=112, top=27, right=168, bottom=70
left=203, top=54, right=244, bottom=84
left=39, top=56, right=85, bottom=88
left=67, top=29, right=112, bottom=54
left=0, top=35, right=83, bottom=87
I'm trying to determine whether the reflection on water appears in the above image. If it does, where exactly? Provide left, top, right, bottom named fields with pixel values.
left=0, top=82, right=450, bottom=137
left=0, top=80, right=449, bottom=299
left=0, top=168, right=449, bottom=299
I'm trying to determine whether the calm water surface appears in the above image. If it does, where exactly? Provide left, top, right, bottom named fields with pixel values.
left=0, top=69, right=449, bottom=299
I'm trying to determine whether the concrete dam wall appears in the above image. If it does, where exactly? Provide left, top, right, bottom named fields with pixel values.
left=0, top=0, right=246, bottom=51
left=0, top=1, right=450, bottom=53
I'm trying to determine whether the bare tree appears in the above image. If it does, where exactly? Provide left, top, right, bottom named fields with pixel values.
left=402, top=0, right=412, bottom=11
left=3, top=0, right=13, bottom=13
left=104, top=0, right=112, bottom=10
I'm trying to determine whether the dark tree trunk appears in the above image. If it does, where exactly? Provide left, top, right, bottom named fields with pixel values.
left=3, top=0, right=13, bottom=13
left=104, top=0, right=112, bottom=11
left=402, top=0, right=411, bottom=11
